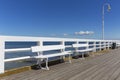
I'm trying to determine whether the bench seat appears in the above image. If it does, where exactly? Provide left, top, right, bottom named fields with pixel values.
left=75, top=48, right=94, bottom=53
left=35, top=51, right=72, bottom=58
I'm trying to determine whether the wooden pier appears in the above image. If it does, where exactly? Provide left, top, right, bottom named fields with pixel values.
left=1, top=49, right=120, bottom=80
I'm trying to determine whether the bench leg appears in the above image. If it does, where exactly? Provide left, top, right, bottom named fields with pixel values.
left=81, top=53, right=85, bottom=59
left=37, top=59, right=39, bottom=65
left=36, top=58, right=49, bottom=70
left=59, top=56, right=64, bottom=63
left=64, top=54, right=72, bottom=63
left=34, top=58, right=42, bottom=69
left=37, top=59, right=41, bottom=65
left=36, top=52, right=42, bottom=69
left=39, top=58, right=49, bottom=70
left=63, top=55, right=65, bottom=60
left=45, top=58, right=49, bottom=70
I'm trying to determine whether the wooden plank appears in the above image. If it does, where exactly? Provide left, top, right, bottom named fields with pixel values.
left=2, top=49, right=120, bottom=80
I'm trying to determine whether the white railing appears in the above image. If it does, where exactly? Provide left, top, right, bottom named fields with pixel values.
left=0, top=35, right=120, bottom=74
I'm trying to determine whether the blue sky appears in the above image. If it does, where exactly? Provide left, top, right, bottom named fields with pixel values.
left=0, top=0, right=120, bottom=39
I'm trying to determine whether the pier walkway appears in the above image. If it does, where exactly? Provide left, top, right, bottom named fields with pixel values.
left=2, top=49, right=120, bottom=80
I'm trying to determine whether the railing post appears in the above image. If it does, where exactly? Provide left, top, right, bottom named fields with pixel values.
left=110, top=42, right=112, bottom=49
left=37, top=41, right=43, bottom=46
left=61, top=40, right=65, bottom=52
left=107, top=42, right=108, bottom=49
left=75, top=41, right=79, bottom=51
left=76, top=41, right=79, bottom=48
left=103, top=41, right=106, bottom=50
left=0, top=40, right=5, bottom=74
left=61, top=40, right=65, bottom=46
left=94, top=41, right=96, bottom=52
left=105, top=41, right=107, bottom=50
left=99, top=41, right=102, bottom=51
left=36, top=41, right=43, bottom=66
left=108, top=41, right=110, bottom=50
left=86, top=41, right=90, bottom=54
left=37, top=40, right=43, bottom=55
left=74, top=41, right=79, bottom=58
left=107, top=42, right=109, bottom=50
left=86, top=41, right=89, bottom=50
left=60, top=41, right=65, bottom=61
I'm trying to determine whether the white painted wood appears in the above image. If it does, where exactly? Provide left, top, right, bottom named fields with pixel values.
left=35, top=52, right=72, bottom=58
left=72, top=44, right=89, bottom=47
left=107, top=42, right=110, bottom=49
left=99, top=41, right=102, bottom=51
left=94, top=41, right=96, bottom=52
left=5, top=48, right=31, bottom=52
left=31, top=45, right=65, bottom=52
left=36, top=41, right=43, bottom=67
left=65, top=45, right=72, bottom=48
left=104, top=42, right=106, bottom=50
left=4, top=56, right=31, bottom=62
left=60, top=41, right=65, bottom=60
left=86, top=41, right=89, bottom=50
left=1, top=35, right=117, bottom=42
left=75, top=48, right=94, bottom=52
left=0, top=41, right=5, bottom=73
left=0, top=36, right=98, bottom=42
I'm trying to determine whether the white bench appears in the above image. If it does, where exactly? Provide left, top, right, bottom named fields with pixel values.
left=31, top=45, right=72, bottom=70
left=72, top=43, right=94, bottom=58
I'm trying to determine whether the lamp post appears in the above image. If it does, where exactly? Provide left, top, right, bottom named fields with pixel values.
left=102, top=3, right=111, bottom=40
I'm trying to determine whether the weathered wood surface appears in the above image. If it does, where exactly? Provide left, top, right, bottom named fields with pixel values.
left=1, top=49, right=120, bottom=80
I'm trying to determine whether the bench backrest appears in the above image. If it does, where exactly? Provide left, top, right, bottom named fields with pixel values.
left=72, top=44, right=89, bottom=48
left=31, top=45, right=65, bottom=52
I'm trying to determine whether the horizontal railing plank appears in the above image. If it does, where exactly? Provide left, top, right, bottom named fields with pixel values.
left=5, top=48, right=31, bottom=52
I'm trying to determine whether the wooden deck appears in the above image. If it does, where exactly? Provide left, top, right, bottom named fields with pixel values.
left=2, top=49, right=120, bottom=80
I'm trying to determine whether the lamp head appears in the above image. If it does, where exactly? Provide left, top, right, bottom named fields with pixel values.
left=107, top=4, right=111, bottom=12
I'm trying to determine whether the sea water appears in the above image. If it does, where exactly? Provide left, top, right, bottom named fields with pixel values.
left=5, top=42, right=37, bottom=70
